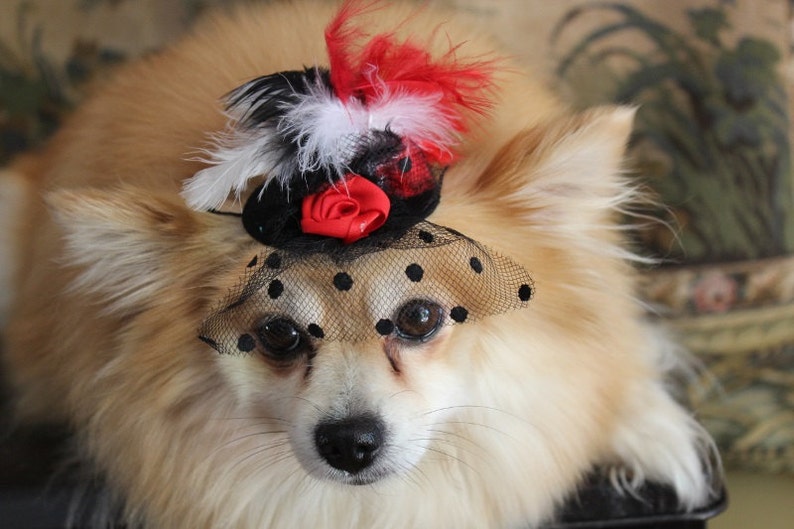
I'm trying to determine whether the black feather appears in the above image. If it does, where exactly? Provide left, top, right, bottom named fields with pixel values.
left=226, top=67, right=332, bottom=132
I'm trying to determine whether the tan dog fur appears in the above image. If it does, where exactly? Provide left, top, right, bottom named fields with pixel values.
left=0, top=2, right=716, bottom=528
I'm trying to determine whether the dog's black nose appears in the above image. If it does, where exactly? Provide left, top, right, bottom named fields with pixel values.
left=314, top=416, right=385, bottom=475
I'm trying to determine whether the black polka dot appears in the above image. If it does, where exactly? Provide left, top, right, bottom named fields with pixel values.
left=418, top=230, right=434, bottom=244
left=307, top=324, right=325, bottom=339
left=450, top=306, right=468, bottom=323
left=266, top=252, right=282, bottom=269
left=247, top=255, right=258, bottom=268
left=518, top=284, right=532, bottom=302
left=398, top=156, right=412, bottom=172
left=237, top=333, right=256, bottom=352
left=333, top=272, right=354, bottom=291
left=268, top=279, right=284, bottom=299
left=405, top=263, right=424, bottom=282
left=376, top=319, right=395, bottom=336
left=469, top=257, right=483, bottom=274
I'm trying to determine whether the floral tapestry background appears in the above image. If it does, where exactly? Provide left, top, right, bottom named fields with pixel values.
left=553, top=2, right=792, bottom=264
left=2, top=0, right=794, bottom=474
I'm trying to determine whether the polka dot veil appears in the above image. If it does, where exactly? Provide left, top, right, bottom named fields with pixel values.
left=199, top=222, right=533, bottom=354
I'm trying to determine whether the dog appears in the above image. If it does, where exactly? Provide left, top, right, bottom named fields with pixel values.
left=0, top=1, right=718, bottom=528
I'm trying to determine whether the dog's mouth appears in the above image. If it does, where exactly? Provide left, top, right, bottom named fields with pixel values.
left=326, top=467, right=390, bottom=486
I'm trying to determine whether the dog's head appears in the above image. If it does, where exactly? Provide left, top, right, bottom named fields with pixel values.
left=48, top=104, right=712, bottom=501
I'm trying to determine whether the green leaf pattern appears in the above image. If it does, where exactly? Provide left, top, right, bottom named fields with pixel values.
left=553, top=2, right=793, bottom=264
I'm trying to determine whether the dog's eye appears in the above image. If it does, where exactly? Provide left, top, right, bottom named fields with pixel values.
left=395, top=299, right=444, bottom=342
left=257, top=318, right=304, bottom=359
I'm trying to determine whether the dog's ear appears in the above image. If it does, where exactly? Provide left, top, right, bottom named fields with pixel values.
left=48, top=187, right=224, bottom=313
left=474, top=106, right=637, bottom=248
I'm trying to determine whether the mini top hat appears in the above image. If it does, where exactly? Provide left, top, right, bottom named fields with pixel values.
left=183, top=1, right=534, bottom=352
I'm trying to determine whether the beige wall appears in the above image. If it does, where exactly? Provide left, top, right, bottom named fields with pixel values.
left=712, top=472, right=794, bottom=529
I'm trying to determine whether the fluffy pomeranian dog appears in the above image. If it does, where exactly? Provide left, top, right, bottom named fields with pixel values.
left=1, top=1, right=718, bottom=528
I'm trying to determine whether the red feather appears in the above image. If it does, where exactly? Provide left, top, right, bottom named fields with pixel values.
left=323, top=0, right=378, bottom=103
left=324, top=0, right=496, bottom=133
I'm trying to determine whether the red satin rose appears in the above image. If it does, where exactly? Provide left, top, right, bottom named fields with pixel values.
left=300, top=175, right=391, bottom=244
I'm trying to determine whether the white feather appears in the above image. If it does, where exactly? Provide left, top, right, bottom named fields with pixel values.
left=182, top=80, right=464, bottom=212
left=182, top=132, right=281, bottom=211
left=278, top=82, right=367, bottom=176
left=367, top=91, right=458, bottom=155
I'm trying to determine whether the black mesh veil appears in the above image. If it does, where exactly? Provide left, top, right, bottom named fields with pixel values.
left=199, top=222, right=533, bottom=354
